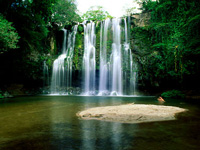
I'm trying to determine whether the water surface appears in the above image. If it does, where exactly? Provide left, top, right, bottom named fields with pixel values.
left=0, top=96, right=199, bottom=150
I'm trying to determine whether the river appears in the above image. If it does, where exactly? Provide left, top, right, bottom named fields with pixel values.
left=0, top=96, right=199, bottom=150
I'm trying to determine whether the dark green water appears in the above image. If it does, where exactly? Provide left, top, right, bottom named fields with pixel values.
left=0, top=96, right=200, bottom=150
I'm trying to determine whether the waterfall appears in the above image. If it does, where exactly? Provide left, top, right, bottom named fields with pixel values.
left=66, top=25, right=78, bottom=88
left=51, top=26, right=78, bottom=94
left=98, top=18, right=136, bottom=96
left=82, top=21, right=96, bottom=95
left=62, top=29, right=67, bottom=53
left=98, top=17, right=137, bottom=96
left=123, top=17, right=138, bottom=95
left=49, top=17, right=137, bottom=96
left=110, top=18, right=123, bottom=96
left=126, top=16, right=137, bottom=95
left=98, top=18, right=110, bottom=95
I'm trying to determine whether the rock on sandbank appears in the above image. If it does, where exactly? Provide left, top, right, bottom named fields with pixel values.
left=77, top=104, right=187, bottom=123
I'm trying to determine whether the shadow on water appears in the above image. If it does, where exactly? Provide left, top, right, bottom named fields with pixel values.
left=0, top=96, right=200, bottom=150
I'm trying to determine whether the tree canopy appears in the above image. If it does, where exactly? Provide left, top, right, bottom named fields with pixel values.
left=0, top=0, right=199, bottom=92
left=132, top=0, right=200, bottom=88
left=82, top=6, right=112, bottom=21
left=52, top=0, right=81, bottom=27
left=0, top=0, right=81, bottom=84
left=0, top=14, right=20, bottom=54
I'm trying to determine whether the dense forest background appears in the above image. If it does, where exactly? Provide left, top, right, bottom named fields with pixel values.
left=0, top=0, right=199, bottom=97
left=133, top=0, right=200, bottom=95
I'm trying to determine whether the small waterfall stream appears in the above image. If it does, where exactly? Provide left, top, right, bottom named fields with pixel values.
left=110, top=18, right=123, bottom=95
left=51, top=26, right=78, bottom=94
left=123, top=17, right=138, bottom=95
left=98, top=18, right=110, bottom=95
left=82, top=21, right=96, bottom=95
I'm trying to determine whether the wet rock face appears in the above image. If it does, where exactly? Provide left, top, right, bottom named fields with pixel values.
left=132, top=12, right=151, bottom=27
left=77, top=104, right=187, bottom=124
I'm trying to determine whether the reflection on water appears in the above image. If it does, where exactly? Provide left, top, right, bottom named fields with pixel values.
left=111, top=123, right=122, bottom=150
left=80, top=97, right=126, bottom=150
left=0, top=96, right=200, bottom=150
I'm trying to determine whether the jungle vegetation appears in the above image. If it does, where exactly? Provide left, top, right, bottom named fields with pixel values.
left=0, top=0, right=199, bottom=95
left=132, top=0, right=200, bottom=92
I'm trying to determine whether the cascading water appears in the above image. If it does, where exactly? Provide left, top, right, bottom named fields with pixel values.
left=82, top=21, right=96, bottom=95
left=110, top=18, right=123, bottom=95
left=51, top=26, right=78, bottom=94
left=50, top=29, right=67, bottom=94
left=126, top=16, right=138, bottom=95
left=98, top=17, right=137, bottom=96
left=123, top=17, right=138, bottom=95
left=123, top=18, right=129, bottom=94
left=49, top=17, right=137, bottom=96
left=98, top=18, right=111, bottom=95
left=66, top=25, right=78, bottom=88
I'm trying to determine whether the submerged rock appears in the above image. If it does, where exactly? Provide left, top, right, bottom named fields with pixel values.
left=77, top=104, right=187, bottom=124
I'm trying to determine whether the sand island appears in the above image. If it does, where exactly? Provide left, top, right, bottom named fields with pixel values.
left=77, top=104, right=187, bottom=123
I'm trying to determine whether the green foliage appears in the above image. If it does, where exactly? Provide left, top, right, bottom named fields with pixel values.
left=0, top=90, right=4, bottom=99
left=0, top=94, right=4, bottom=99
left=140, top=0, right=157, bottom=12
left=82, top=6, right=112, bottom=21
left=52, top=0, right=81, bottom=27
left=0, top=0, right=81, bottom=85
left=124, top=7, right=137, bottom=16
left=0, top=14, right=20, bottom=53
left=0, top=95, right=4, bottom=99
left=74, top=26, right=84, bottom=70
left=161, top=90, right=185, bottom=98
left=132, top=0, right=200, bottom=88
